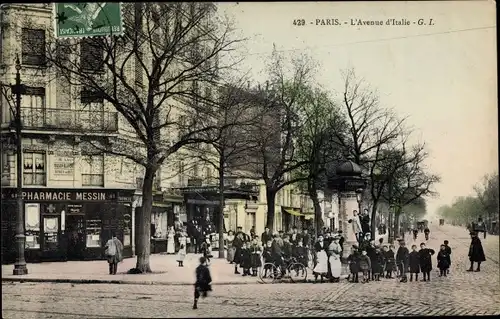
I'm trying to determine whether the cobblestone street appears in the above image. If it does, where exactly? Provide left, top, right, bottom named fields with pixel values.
left=2, top=225, right=499, bottom=318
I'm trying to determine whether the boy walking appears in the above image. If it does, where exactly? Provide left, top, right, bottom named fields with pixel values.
left=193, top=257, right=212, bottom=310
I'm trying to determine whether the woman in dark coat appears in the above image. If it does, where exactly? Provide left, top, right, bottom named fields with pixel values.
left=468, top=232, right=486, bottom=272
left=418, top=243, right=435, bottom=281
left=232, top=233, right=244, bottom=274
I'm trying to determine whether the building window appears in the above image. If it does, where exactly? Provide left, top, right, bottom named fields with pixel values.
left=80, top=89, right=104, bottom=130
left=20, top=87, right=46, bottom=128
left=80, top=38, right=104, bottom=72
left=192, top=163, right=199, bottom=178
left=25, top=203, right=40, bottom=249
left=81, top=154, right=104, bottom=186
left=23, top=152, right=46, bottom=186
left=178, top=161, right=185, bottom=185
left=22, top=28, right=46, bottom=66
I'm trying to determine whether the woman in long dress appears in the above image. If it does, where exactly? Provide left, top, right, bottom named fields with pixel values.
left=226, top=230, right=236, bottom=264
left=313, top=235, right=328, bottom=283
left=327, top=236, right=343, bottom=282
left=167, top=226, right=176, bottom=254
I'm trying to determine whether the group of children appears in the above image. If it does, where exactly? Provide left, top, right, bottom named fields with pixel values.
left=346, top=239, right=452, bottom=283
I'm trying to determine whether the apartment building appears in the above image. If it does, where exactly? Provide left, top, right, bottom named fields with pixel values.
left=0, top=4, right=186, bottom=262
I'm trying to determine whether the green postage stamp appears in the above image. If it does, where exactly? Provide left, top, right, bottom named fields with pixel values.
left=54, top=3, right=124, bottom=38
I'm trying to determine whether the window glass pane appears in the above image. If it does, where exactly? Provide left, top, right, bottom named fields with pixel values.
left=80, top=156, right=91, bottom=174
left=25, top=203, right=40, bottom=249
left=86, top=219, right=101, bottom=247
left=92, top=155, right=104, bottom=174
left=23, top=153, right=33, bottom=172
left=34, top=153, right=45, bottom=171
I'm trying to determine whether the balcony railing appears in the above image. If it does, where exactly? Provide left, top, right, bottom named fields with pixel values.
left=18, top=108, right=118, bottom=132
left=82, top=174, right=104, bottom=186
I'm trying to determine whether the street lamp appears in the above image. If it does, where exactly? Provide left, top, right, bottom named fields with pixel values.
left=11, top=54, right=28, bottom=275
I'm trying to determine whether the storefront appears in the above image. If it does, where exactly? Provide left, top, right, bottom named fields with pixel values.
left=134, top=191, right=184, bottom=254
left=1, top=188, right=135, bottom=264
left=182, top=185, right=259, bottom=249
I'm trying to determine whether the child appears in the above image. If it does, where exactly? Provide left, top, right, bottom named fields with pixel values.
left=261, top=240, right=273, bottom=278
left=250, top=238, right=262, bottom=277
left=408, top=244, right=420, bottom=282
left=293, top=240, right=308, bottom=267
left=200, top=237, right=212, bottom=263
left=396, top=240, right=409, bottom=283
left=383, top=245, right=396, bottom=279
left=240, top=242, right=252, bottom=276
left=437, top=244, right=450, bottom=277
left=193, top=256, right=212, bottom=310
left=418, top=242, right=435, bottom=282
left=347, top=246, right=360, bottom=283
left=443, top=240, right=452, bottom=274
left=358, top=250, right=372, bottom=283
left=371, top=247, right=385, bottom=281
left=176, top=244, right=186, bottom=267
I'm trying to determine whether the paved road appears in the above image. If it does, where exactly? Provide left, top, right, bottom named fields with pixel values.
left=3, top=225, right=499, bottom=318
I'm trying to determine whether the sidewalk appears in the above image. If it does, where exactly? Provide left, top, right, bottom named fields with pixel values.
left=2, top=253, right=261, bottom=286
left=1, top=231, right=448, bottom=286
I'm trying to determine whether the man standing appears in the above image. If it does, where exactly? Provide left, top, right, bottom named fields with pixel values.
left=361, top=209, right=371, bottom=236
left=261, top=227, right=272, bottom=246
left=290, top=226, right=300, bottom=245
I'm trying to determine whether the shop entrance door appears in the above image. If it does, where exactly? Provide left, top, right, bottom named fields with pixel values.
left=66, top=215, right=85, bottom=260
left=41, top=215, right=61, bottom=261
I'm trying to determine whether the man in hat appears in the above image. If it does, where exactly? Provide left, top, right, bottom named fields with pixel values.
left=261, top=227, right=272, bottom=246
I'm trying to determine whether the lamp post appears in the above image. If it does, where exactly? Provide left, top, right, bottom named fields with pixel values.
left=11, top=54, right=28, bottom=275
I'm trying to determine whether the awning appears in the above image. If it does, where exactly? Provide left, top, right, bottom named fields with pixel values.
left=282, top=208, right=304, bottom=217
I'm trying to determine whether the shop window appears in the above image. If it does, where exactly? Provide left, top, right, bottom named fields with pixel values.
left=81, top=154, right=104, bottom=186
left=86, top=219, right=102, bottom=247
left=25, top=203, right=40, bottom=249
left=23, top=152, right=46, bottom=186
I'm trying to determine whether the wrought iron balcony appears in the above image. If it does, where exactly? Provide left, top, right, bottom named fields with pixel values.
left=18, top=108, right=118, bottom=132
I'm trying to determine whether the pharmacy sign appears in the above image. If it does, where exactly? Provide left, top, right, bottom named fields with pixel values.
left=54, top=3, right=124, bottom=38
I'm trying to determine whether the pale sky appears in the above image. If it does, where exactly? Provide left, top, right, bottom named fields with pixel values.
left=219, top=1, right=497, bottom=215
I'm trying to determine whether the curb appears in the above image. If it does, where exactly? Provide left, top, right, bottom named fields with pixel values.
left=2, top=274, right=350, bottom=286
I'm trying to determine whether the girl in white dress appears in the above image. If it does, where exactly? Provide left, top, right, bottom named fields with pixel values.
left=167, top=226, right=176, bottom=254
left=328, top=236, right=343, bottom=282
left=176, top=232, right=187, bottom=267
left=313, top=235, right=328, bottom=283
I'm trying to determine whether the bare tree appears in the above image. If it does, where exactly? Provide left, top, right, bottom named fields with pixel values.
left=23, top=2, right=245, bottom=272
left=294, top=86, right=347, bottom=234
left=248, top=51, right=317, bottom=231
left=381, top=147, right=441, bottom=238
left=186, top=80, right=263, bottom=258
left=337, top=69, right=408, bottom=236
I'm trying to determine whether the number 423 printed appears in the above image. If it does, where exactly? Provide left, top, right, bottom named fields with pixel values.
left=293, top=19, right=306, bottom=26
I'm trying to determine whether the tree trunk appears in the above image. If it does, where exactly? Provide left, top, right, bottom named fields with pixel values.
left=394, top=208, right=402, bottom=239
left=266, top=188, right=276, bottom=232
left=218, top=157, right=225, bottom=259
left=308, top=181, right=323, bottom=236
left=135, top=165, right=154, bottom=273
left=370, top=200, right=379, bottom=238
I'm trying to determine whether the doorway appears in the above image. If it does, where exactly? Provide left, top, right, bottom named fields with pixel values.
left=41, top=215, right=60, bottom=261
left=65, top=215, right=85, bottom=260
